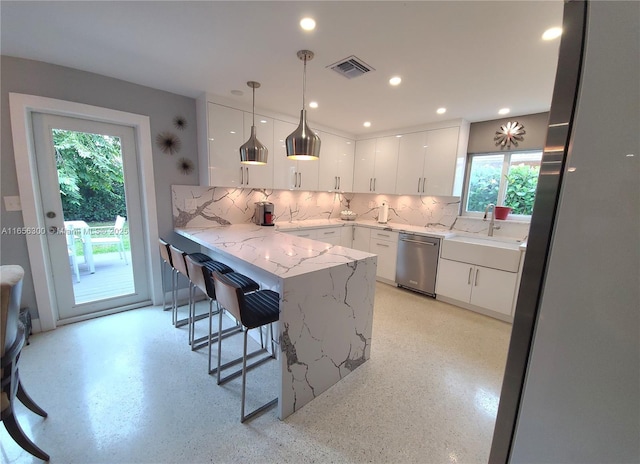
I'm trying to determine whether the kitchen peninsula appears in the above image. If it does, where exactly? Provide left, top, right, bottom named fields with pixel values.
left=176, top=224, right=377, bottom=419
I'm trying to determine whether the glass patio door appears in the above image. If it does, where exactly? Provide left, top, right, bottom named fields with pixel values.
left=32, top=113, right=150, bottom=320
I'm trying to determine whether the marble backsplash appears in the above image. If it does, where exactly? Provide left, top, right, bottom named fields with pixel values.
left=172, top=185, right=530, bottom=240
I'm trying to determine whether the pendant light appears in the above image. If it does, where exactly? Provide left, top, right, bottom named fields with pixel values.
left=239, top=81, right=268, bottom=165
left=286, top=50, right=321, bottom=160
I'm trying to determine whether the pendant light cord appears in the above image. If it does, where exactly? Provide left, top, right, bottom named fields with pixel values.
left=302, top=55, right=307, bottom=109
left=252, top=85, right=256, bottom=126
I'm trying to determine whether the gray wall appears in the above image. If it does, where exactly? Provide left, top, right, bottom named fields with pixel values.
left=1, top=56, right=199, bottom=319
left=510, top=1, right=639, bottom=462
left=467, top=112, right=549, bottom=153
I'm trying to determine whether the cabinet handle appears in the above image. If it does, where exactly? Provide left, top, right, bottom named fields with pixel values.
left=376, top=242, right=389, bottom=247
left=373, top=178, right=377, bottom=191
left=338, top=176, right=341, bottom=190
left=417, top=178, right=421, bottom=193
left=323, top=231, right=336, bottom=235
left=422, top=178, right=426, bottom=193
left=245, top=167, right=249, bottom=185
left=298, top=172, right=302, bottom=188
left=369, top=178, right=372, bottom=191
left=468, top=267, right=473, bottom=285
left=377, top=233, right=390, bottom=238
left=474, top=269, right=479, bottom=286
left=240, top=167, right=244, bottom=185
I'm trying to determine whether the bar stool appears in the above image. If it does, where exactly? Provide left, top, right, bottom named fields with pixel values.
left=159, top=238, right=173, bottom=312
left=185, top=255, right=259, bottom=352
left=168, top=244, right=212, bottom=328
left=212, top=271, right=280, bottom=422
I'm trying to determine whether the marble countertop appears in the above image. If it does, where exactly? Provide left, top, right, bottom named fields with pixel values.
left=275, top=218, right=454, bottom=239
left=176, top=224, right=375, bottom=279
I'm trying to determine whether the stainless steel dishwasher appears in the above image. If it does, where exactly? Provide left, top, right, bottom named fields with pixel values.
left=396, top=233, right=440, bottom=296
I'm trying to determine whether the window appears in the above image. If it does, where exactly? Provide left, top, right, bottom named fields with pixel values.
left=463, top=150, right=542, bottom=217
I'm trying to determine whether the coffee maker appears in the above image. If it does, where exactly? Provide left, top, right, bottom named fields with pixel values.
left=254, top=201, right=275, bottom=226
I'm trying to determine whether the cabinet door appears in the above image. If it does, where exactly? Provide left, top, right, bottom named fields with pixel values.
left=423, top=126, right=459, bottom=196
left=395, top=131, right=427, bottom=195
left=353, top=138, right=376, bottom=193
left=370, top=238, right=398, bottom=281
left=435, top=259, right=473, bottom=302
left=243, top=112, right=274, bottom=188
left=208, top=103, right=244, bottom=188
left=315, top=227, right=341, bottom=245
left=470, top=266, right=517, bottom=316
left=336, top=137, right=355, bottom=192
left=317, top=131, right=339, bottom=191
left=273, top=120, right=298, bottom=189
left=373, top=135, right=400, bottom=193
left=340, top=226, right=353, bottom=248
left=352, top=226, right=370, bottom=252
left=296, top=156, right=319, bottom=191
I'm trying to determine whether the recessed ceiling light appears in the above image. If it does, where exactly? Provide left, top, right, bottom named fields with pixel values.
left=363, top=121, right=371, bottom=128
left=230, top=90, right=243, bottom=96
left=437, top=107, right=447, bottom=114
left=389, top=76, right=402, bottom=86
left=300, top=17, right=316, bottom=31
left=395, top=135, right=402, bottom=138
left=309, top=101, right=318, bottom=109
left=260, top=119, right=267, bottom=124
left=498, top=108, right=510, bottom=115
left=542, top=27, right=562, bottom=40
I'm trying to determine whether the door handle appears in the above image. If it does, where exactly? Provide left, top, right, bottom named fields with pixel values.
left=373, top=178, right=376, bottom=191
left=245, top=167, right=249, bottom=185
left=422, top=178, right=426, bottom=193
left=240, top=167, right=244, bottom=185
left=369, top=178, right=372, bottom=191
left=474, top=269, right=479, bottom=286
left=400, top=238, right=436, bottom=245
left=417, top=178, right=421, bottom=193
left=468, top=267, right=473, bottom=285
left=298, top=172, right=302, bottom=188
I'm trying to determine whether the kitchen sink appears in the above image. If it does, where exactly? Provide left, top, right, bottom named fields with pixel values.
left=441, top=234, right=524, bottom=272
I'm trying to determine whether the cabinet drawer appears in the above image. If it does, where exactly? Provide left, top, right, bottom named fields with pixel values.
left=370, top=230, right=399, bottom=242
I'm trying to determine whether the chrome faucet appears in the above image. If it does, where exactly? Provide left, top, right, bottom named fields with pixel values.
left=483, top=203, right=501, bottom=237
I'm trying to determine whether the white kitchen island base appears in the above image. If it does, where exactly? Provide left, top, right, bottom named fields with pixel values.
left=176, top=225, right=377, bottom=419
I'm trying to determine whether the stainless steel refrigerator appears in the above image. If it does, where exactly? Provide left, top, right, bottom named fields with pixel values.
left=489, top=1, right=639, bottom=462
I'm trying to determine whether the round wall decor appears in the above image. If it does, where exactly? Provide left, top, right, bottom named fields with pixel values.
left=494, top=121, right=526, bottom=148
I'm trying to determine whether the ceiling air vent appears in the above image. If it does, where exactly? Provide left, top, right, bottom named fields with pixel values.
left=327, top=55, right=375, bottom=79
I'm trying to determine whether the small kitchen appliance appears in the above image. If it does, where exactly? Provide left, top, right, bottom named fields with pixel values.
left=255, top=201, right=275, bottom=226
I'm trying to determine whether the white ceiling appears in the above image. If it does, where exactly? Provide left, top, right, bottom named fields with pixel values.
left=1, top=1, right=564, bottom=136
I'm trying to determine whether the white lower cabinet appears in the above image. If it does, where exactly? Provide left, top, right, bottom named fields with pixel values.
left=284, top=229, right=317, bottom=239
left=315, top=227, right=341, bottom=245
left=351, top=225, right=370, bottom=252
left=436, top=258, right=517, bottom=317
left=369, top=229, right=399, bottom=282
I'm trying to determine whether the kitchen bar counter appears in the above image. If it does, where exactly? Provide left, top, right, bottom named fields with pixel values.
left=176, top=224, right=377, bottom=419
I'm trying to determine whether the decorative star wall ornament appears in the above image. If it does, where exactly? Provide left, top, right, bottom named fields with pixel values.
left=494, top=121, right=526, bottom=148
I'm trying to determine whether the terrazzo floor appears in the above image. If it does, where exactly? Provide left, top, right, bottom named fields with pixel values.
left=1, top=282, right=512, bottom=464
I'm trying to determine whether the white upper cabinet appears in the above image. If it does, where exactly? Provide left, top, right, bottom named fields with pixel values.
left=202, top=103, right=274, bottom=189
left=423, top=126, right=460, bottom=196
left=395, top=126, right=460, bottom=196
left=242, top=112, right=274, bottom=188
left=353, top=136, right=399, bottom=193
left=206, top=103, right=245, bottom=188
left=272, top=119, right=319, bottom=191
left=395, top=131, right=427, bottom=195
left=318, top=131, right=355, bottom=192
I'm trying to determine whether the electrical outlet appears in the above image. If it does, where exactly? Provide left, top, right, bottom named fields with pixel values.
left=4, top=196, right=22, bottom=212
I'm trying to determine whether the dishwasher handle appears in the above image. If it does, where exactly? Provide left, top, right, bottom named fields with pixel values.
left=400, top=238, right=437, bottom=246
